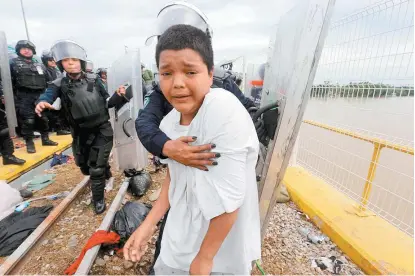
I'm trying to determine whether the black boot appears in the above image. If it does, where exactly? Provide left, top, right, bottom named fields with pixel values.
left=93, top=198, right=106, bottom=214
left=25, top=139, right=36, bottom=153
left=3, top=154, right=26, bottom=165
left=57, top=129, right=71, bottom=136
left=41, top=134, right=58, bottom=146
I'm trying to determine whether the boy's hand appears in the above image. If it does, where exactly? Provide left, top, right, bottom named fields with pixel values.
left=162, top=136, right=219, bottom=171
left=190, top=254, right=213, bottom=275
left=123, top=222, right=156, bottom=262
left=35, top=101, right=54, bottom=117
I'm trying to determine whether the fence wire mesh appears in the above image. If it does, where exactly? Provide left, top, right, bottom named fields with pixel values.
left=296, top=0, right=414, bottom=236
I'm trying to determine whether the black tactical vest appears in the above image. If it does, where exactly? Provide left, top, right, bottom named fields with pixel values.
left=12, top=57, right=47, bottom=90
left=60, top=76, right=109, bottom=129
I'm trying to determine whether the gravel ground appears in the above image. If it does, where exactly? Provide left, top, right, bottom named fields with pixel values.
left=16, top=162, right=125, bottom=275
left=252, top=201, right=364, bottom=275
left=92, top=162, right=364, bottom=275
left=90, top=161, right=166, bottom=275
left=1, top=154, right=365, bottom=275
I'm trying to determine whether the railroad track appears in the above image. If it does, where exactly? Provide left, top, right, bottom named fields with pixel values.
left=0, top=176, right=130, bottom=275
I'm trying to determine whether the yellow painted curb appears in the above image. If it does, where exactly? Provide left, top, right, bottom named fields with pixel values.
left=0, top=134, right=72, bottom=182
left=284, top=166, right=414, bottom=275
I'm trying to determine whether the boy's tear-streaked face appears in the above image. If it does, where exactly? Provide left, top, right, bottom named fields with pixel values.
left=158, top=49, right=213, bottom=118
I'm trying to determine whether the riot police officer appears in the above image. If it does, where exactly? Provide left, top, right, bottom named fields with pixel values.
left=35, top=40, right=124, bottom=214
left=10, top=40, right=57, bottom=153
left=0, top=71, right=25, bottom=165
left=96, top=68, right=107, bottom=82
left=96, top=68, right=108, bottom=90
left=41, top=50, right=61, bottom=82
left=41, top=50, right=71, bottom=136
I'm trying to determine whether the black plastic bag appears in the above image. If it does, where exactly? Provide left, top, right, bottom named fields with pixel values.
left=125, top=169, right=152, bottom=197
left=0, top=205, right=53, bottom=256
left=111, top=201, right=151, bottom=241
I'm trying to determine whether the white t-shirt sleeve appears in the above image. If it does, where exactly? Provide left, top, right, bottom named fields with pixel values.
left=159, top=110, right=178, bottom=165
left=194, top=90, right=258, bottom=221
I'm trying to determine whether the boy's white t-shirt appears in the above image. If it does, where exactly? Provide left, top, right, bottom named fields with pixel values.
left=158, top=88, right=261, bottom=274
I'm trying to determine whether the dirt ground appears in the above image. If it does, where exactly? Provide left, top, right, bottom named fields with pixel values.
left=15, top=161, right=124, bottom=275
left=90, top=161, right=166, bottom=275
left=28, top=158, right=83, bottom=209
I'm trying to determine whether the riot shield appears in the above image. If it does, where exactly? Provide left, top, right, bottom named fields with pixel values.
left=244, top=63, right=263, bottom=105
left=257, top=0, right=335, bottom=237
left=0, top=31, right=17, bottom=137
left=107, top=50, right=148, bottom=171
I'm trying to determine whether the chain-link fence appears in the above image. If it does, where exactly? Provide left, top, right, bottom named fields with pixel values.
left=296, top=0, right=414, bottom=236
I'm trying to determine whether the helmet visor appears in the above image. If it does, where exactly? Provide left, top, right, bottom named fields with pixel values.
left=145, top=4, right=210, bottom=46
left=51, top=40, right=87, bottom=62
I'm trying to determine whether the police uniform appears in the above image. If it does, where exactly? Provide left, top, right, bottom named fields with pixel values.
left=36, top=40, right=124, bottom=214
left=0, top=71, right=25, bottom=165
left=41, top=50, right=71, bottom=136
left=10, top=40, right=57, bottom=153
left=96, top=68, right=108, bottom=91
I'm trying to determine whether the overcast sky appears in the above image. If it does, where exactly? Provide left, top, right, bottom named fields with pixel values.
left=0, top=0, right=394, bottom=71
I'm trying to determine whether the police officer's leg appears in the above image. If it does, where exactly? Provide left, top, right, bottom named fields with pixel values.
left=0, top=127, right=26, bottom=165
left=53, top=111, right=71, bottom=135
left=32, top=92, right=58, bottom=147
left=88, top=125, right=113, bottom=214
left=18, top=92, right=36, bottom=153
left=60, top=111, right=71, bottom=132
left=72, top=134, right=90, bottom=175
left=37, top=114, right=58, bottom=146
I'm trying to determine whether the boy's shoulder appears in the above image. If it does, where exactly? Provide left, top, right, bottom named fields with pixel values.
left=160, top=108, right=179, bottom=131
left=204, top=88, right=243, bottom=109
left=202, top=88, right=248, bottom=117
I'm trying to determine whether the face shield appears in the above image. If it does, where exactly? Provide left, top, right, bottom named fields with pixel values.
left=145, top=2, right=212, bottom=46
left=85, top=60, right=94, bottom=72
left=51, top=40, right=87, bottom=63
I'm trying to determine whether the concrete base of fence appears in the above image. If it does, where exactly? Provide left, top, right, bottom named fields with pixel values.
left=284, top=166, right=414, bottom=275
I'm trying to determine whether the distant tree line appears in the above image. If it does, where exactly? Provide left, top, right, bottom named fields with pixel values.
left=311, top=81, right=414, bottom=98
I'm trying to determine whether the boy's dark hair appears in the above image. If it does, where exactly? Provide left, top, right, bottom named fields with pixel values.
left=155, top=24, right=214, bottom=71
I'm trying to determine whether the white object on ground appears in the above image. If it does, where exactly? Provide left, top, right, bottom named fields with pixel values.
left=0, top=181, right=23, bottom=221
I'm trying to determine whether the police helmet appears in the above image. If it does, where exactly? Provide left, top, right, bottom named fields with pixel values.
left=41, top=50, right=54, bottom=66
left=15, top=40, right=36, bottom=56
left=50, top=40, right=87, bottom=72
left=96, top=68, right=107, bottom=77
left=145, top=1, right=213, bottom=46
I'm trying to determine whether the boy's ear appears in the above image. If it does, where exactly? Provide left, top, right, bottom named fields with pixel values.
left=208, top=68, right=214, bottom=79
left=208, top=69, right=214, bottom=85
